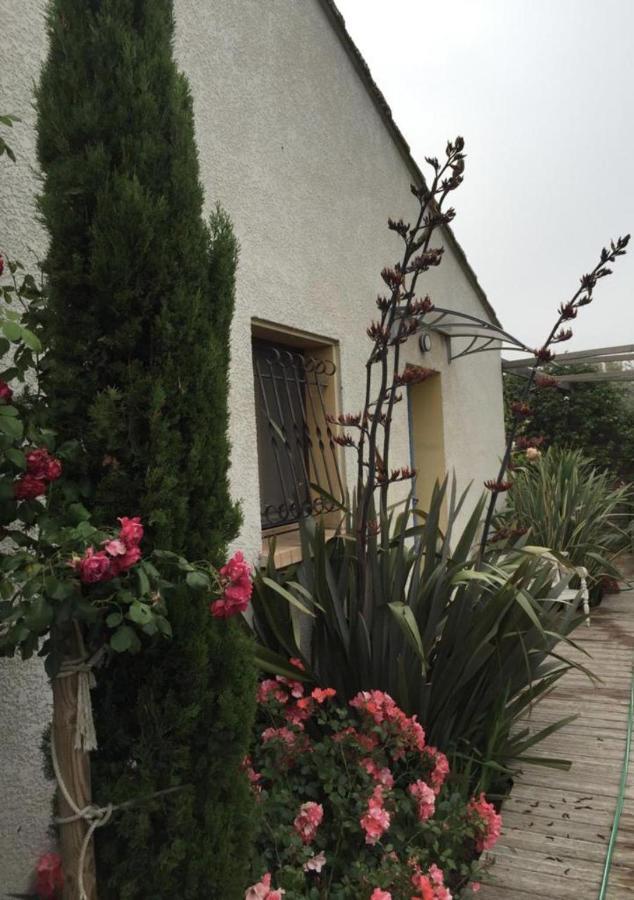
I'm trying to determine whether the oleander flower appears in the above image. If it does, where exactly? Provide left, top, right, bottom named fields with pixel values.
left=0, top=379, right=13, bottom=403
left=35, top=852, right=64, bottom=899
left=370, top=891, right=392, bottom=900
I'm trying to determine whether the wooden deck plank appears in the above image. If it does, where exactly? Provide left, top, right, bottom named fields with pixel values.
left=479, top=584, right=634, bottom=900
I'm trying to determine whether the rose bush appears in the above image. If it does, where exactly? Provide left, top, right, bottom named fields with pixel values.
left=0, top=252, right=253, bottom=673
left=247, top=664, right=501, bottom=899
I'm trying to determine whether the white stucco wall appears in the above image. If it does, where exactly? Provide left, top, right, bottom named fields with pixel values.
left=0, top=0, right=505, bottom=890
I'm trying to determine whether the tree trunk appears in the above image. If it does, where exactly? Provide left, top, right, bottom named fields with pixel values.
left=52, top=638, right=98, bottom=900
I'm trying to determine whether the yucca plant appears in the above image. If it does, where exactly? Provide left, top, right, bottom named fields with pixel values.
left=496, top=447, right=632, bottom=599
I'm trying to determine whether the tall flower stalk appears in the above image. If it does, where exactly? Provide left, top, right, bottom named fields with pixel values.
left=478, top=233, right=630, bottom=557
left=337, top=139, right=466, bottom=614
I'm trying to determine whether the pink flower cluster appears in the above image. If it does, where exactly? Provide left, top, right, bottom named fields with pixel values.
left=293, top=801, right=324, bottom=844
left=350, top=690, right=426, bottom=755
left=371, top=891, right=392, bottom=900
left=245, top=872, right=285, bottom=900
left=408, top=779, right=436, bottom=822
left=410, top=863, right=453, bottom=900
left=72, top=516, right=143, bottom=584
left=468, top=793, right=502, bottom=852
left=360, top=785, right=391, bottom=846
left=14, top=448, right=62, bottom=501
left=361, top=757, right=394, bottom=789
left=256, top=660, right=337, bottom=733
left=35, top=852, right=64, bottom=899
left=210, top=550, right=253, bottom=618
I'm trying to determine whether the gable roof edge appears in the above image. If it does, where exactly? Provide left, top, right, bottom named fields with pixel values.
left=318, top=0, right=501, bottom=328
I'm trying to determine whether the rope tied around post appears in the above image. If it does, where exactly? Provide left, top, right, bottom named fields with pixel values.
left=55, top=646, right=105, bottom=752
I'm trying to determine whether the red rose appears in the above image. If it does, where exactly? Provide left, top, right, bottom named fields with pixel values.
left=210, top=551, right=253, bottom=618
left=35, top=852, right=64, bottom=899
left=0, top=379, right=13, bottom=403
left=26, top=448, right=62, bottom=482
left=73, top=547, right=113, bottom=584
left=14, top=473, right=48, bottom=501
left=117, top=516, right=144, bottom=548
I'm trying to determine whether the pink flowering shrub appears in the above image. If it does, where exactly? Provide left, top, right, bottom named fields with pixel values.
left=248, top=675, right=501, bottom=898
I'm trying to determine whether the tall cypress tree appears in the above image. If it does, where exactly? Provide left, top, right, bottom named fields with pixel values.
left=36, top=2, right=255, bottom=896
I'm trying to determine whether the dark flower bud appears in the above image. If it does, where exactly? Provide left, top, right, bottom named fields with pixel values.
left=552, top=328, right=573, bottom=344
left=381, top=267, right=404, bottom=290
left=376, top=295, right=390, bottom=312
left=511, top=402, right=532, bottom=418
left=558, top=301, right=577, bottom=320
left=535, top=375, right=559, bottom=389
left=535, top=346, right=555, bottom=363
left=484, top=479, right=513, bottom=493
left=580, top=273, right=597, bottom=291
left=367, top=322, right=391, bottom=344
left=333, top=433, right=356, bottom=448
left=388, top=218, right=410, bottom=238
left=411, top=296, right=434, bottom=315
left=425, top=156, right=440, bottom=170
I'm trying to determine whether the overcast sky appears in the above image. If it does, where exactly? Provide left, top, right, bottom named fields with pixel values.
left=336, top=0, right=634, bottom=352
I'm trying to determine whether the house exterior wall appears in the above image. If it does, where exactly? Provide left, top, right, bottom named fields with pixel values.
left=0, top=0, right=505, bottom=889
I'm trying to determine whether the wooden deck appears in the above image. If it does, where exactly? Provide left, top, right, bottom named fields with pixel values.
left=477, top=578, right=634, bottom=900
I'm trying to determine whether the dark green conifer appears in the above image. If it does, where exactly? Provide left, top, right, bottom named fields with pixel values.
left=36, top=2, right=255, bottom=895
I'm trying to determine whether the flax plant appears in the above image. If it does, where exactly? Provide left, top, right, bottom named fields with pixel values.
left=250, top=138, right=630, bottom=794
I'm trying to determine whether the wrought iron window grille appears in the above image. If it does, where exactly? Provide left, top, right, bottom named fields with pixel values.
left=253, top=340, right=345, bottom=529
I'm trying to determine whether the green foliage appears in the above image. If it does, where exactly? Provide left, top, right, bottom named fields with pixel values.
left=497, top=448, right=632, bottom=597
left=250, top=681, right=494, bottom=897
left=251, top=480, right=585, bottom=796
left=504, top=368, right=634, bottom=482
left=36, top=1, right=254, bottom=895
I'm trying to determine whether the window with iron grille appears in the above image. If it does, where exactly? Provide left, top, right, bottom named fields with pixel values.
left=252, top=338, right=345, bottom=530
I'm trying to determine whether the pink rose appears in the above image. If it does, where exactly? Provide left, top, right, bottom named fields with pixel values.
left=304, top=851, right=326, bottom=873
left=360, top=786, right=391, bottom=846
left=409, top=779, right=436, bottom=821
left=211, top=551, right=253, bottom=618
left=0, top=379, right=13, bottom=403
left=73, top=547, right=113, bottom=584
left=293, top=801, right=324, bottom=844
left=117, top=516, right=144, bottom=548
left=14, top=474, right=48, bottom=501
left=103, top=538, right=127, bottom=557
left=35, top=852, right=64, bottom=899
left=110, top=544, right=142, bottom=576
left=244, top=872, right=285, bottom=900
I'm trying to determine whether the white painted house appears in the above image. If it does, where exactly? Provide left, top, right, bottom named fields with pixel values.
left=0, top=0, right=505, bottom=890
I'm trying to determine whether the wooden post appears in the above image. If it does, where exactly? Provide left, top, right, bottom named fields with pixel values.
left=52, top=631, right=98, bottom=900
